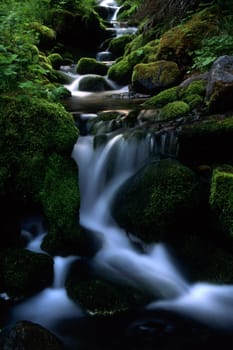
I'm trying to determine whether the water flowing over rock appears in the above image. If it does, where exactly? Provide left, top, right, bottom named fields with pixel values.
left=4, top=2, right=233, bottom=349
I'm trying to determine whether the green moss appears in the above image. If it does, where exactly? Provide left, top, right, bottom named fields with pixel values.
left=48, top=53, right=63, bottom=69
left=116, top=1, right=139, bottom=22
left=143, top=39, right=160, bottom=63
left=107, top=57, right=132, bottom=85
left=143, top=87, right=179, bottom=108
left=109, top=34, right=134, bottom=58
left=160, top=101, right=190, bottom=121
left=156, top=9, right=218, bottom=66
left=76, top=57, right=108, bottom=76
left=39, top=153, right=82, bottom=256
left=31, top=22, right=56, bottom=49
left=0, top=96, right=78, bottom=223
left=127, top=49, right=145, bottom=66
left=184, top=93, right=204, bottom=109
left=210, top=165, right=233, bottom=236
left=133, top=61, right=179, bottom=84
left=176, top=234, right=233, bottom=284
left=28, top=44, right=40, bottom=64
left=0, top=97, right=79, bottom=256
left=79, top=75, right=112, bottom=92
left=0, top=248, right=53, bottom=298
left=66, top=261, right=145, bottom=315
left=124, top=33, right=148, bottom=55
left=39, top=154, right=79, bottom=228
left=132, top=60, right=181, bottom=94
left=113, top=159, right=200, bottom=242
left=97, top=111, right=121, bottom=122
left=48, top=85, right=71, bottom=101
left=180, top=80, right=206, bottom=98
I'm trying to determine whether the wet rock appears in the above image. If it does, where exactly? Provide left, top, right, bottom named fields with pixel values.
left=0, top=248, right=53, bottom=298
left=79, top=75, right=114, bottom=92
left=113, top=159, right=201, bottom=242
left=210, top=165, right=233, bottom=237
left=65, top=260, right=146, bottom=316
left=76, top=57, right=108, bottom=76
left=0, top=321, right=64, bottom=350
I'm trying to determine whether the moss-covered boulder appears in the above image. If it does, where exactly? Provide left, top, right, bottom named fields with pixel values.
left=0, top=96, right=79, bottom=253
left=108, top=34, right=134, bottom=58
left=210, top=165, right=233, bottom=237
left=180, top=79, right=207, bottom=98
left=156, top=8, right=218, bottom=68
left=31, top=22, right=56, bottom=50
left=0, top=321, right=64, bottom=350
left=0, top=248, right=53, bottom=298
left=183, top=94, right=204, bottom=110
left=177, top=116, right=233, bottom=166
left=88, top=111, right=124, bottom=135
left=107, top=57, right=133, bottom=85
left=143, top=79, right=206, bottom=111
left=48, top=53, right=63, bottom=70
left=142, top=87, right=180, bottom=108
left=39, top=154, right=82, bottom=256
left=0, top=97, right=78, bottom=197
left=132, top=61, right=181, bottom=95
left=160, top=101, right=190, bottom=121
left=76, top=57, right=108, bottom=76
left=174, top=234, right=233, bottom=284
left=78, top=75, right=114, bottom=92
left=65, top=260, right=145, bottom=316
left=113, top=159, right=200, bottom=242
left=143, top=39, right=161, bottom=63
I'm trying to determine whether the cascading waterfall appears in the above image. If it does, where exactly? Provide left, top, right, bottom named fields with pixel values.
left=72, top=133, right=189, bottom=299
left=5, top=1, right=233, bottom=348
left=72, top=131, right=233, bottom=331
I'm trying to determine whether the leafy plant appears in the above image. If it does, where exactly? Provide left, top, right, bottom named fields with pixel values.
left=191, top=34, right=233, bottom=71
left=0, top=0, right=50, bottom=94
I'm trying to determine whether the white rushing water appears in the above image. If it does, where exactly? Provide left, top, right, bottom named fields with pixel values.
left=72, top=134, right=189, bottom=297
left=72, top=133, right=233, bottom=331
left=10, top=220, right=83, bottom=331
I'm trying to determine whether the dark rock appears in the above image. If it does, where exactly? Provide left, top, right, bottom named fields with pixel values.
left=113, top=159, right=201, bottom=242
left=125, top=309, right=233, bottom=350
left=0, top=248, right=53, bottom=298
left=206, top=55, right=233, bottom=113
left=79, top=75, right=115, bottom=92
left=177, top=115, right=233, bottom=166
left=0, top=321, right=64, bottom=350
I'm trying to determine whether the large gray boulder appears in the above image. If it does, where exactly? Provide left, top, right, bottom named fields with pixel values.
left=206, top=55, right=233, bottom=113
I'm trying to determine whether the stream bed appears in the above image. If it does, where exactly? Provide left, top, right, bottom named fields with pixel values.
left=3, top=1, right=233, bottom=349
